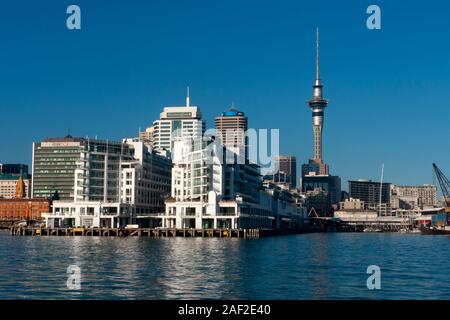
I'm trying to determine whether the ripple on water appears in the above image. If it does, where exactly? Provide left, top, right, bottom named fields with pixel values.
left=1, top=231, right=450, bottom=299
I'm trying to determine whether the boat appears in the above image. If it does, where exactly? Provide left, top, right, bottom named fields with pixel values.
left=399, top=228, right=421, bottom=234
left=420, top=226, right=450, bottom=235
left=363, top=227, right=382, bottom=233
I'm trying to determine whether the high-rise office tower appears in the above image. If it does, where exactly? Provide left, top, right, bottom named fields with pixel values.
left=215, top=105, right=248, bottom=156
left=152, top=90, right=206, bottom=153
left=264, top=156, right=297, bottom=189
left=349, top=179, right=391, bottom=215
left=32, top=135, right=171, bottom=206
left=307, top=28, right=329, bottom=176
left=32, top=136, right=132, bottom=201
left=277, top=156, right=297, bottom=189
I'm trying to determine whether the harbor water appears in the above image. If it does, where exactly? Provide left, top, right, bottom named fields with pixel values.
left=1, top=230, right=450, bottom=300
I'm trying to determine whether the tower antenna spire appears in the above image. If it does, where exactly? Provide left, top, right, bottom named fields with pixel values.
left=186, top=86, right=190, bottom=107
left=308, top=28, right=328, bottom=171
left=316, top=27, right=320, bottom=81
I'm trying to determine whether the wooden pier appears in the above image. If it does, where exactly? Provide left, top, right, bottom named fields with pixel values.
left=9, top=227, right=279, bottom=239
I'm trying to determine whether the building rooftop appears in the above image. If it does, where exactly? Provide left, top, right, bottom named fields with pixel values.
left=0, top=173, right=30, bottom=180
left=219, top=105, right=245, bottom=117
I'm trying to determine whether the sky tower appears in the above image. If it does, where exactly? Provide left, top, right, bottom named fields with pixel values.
left=307, top=28, right=329, bottom=175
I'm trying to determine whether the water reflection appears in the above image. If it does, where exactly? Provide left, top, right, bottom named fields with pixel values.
left=1, top=231, right=450, bottom=300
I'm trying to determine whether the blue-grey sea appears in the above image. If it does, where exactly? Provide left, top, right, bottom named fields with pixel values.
left=1, top=230, right=449, bottom=300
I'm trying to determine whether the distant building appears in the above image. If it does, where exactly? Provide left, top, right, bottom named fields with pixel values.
left=0, top=164, right=29, bottom=176
left=0, top=176, right=31, bottom=199
left=152, top=93, right=206, bottom=153
left=303, top=174, right=341, bottom=204
left=304, top=188, right=331, bottom=216
left=139, top=126, right=154, bottom=149
left=215, top=106, right=248, bottom=157
left=301, top=159, right=329, bottom=180
left=264, top=156, right=297, bottom=190
left=339, top=198, right=366, bottom=211
left=391, top=184, right=437, bottom=210
left=349, top=179, right=391, bottom=215
left=0, top=164, right=31, bottom=199
left=341, top=190, right=350, bottom=201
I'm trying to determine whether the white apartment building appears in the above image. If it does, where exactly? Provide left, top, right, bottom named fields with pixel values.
left=159, top=137, right=306, bottom=230
left=152, top=95, right=206, bottom=153
left=44, top=201, right=132, bottom=229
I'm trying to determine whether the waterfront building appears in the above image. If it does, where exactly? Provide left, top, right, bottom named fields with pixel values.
left=334, top=198, right=443, bottom=230
left=215, top=105, right=248, bottom=157
left=44, top=201, right=134, bottom=228
left=0, top=198, right=51, bottom=223
left=34, top=136, right=172, bottom=228
left=349, top=179, right=391, bottom=215
left=264, top=156, right=297, bottom=190
left=391, top=184, right=437, bottom=210
left=0, top=164, right=31, bottom=199
left=32, top=135, right=134, bottom=201
left=152, top=92, right=206, bottom=153
left=334, top=210, right=379, bottom=223
left=158, top=137, right=306, bottom=230
left=0, top=179, right=50, bottom=223
left=119, top=138, right=172, bottom=215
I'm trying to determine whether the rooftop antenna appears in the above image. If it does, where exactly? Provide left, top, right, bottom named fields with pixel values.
left=379, top=163, right=385, bottom=217
left=186, top=86, right=190, bottom=107
left=316, top=27, right=320, bottom=81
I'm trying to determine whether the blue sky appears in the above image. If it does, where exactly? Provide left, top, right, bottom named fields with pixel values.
left=0, top=0, right=449, bottom=189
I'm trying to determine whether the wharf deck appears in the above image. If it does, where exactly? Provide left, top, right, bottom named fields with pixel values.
left=9, top=227, right=288, bottom=238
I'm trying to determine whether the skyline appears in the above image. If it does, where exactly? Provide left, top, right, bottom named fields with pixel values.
left=1, top=0, right=450, bottom=187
